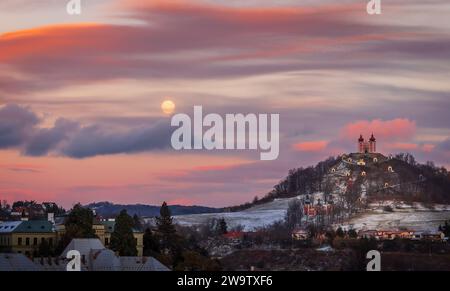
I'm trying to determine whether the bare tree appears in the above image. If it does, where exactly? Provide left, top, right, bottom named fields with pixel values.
left=285, top=199, right=304, bottom=230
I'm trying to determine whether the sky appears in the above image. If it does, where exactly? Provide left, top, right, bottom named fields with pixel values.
left=0, top=0, right=449, bottom=208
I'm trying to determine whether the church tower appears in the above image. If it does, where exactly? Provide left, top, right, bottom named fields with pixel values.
left=358, top=134, right=365, bottom=153
left=369, top=133, right=376, bottom=153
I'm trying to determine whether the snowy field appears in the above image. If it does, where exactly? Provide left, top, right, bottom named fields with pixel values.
left=173, top=197, right=298, bottom=231
left=344, top=205, right=450, bottom=232
left=174, top=197, right=450, bottom=232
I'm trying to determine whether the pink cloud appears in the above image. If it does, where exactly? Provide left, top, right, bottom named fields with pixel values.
left=0, top=0, right=410, bottom=95
left=167, top=197, right=195, bottom=206
left=0, top=188, right=56, bottom=203
left=387, top=142, right=419, bottom=151
left=382, top=142, right=436, bottom=154
left=293, top=140, right=328, bottom=152
left=342, top=119, right=416, bottom=141
left=421, top=144, right=435, bottom=153
left=192, top=164, right=235, bottom=172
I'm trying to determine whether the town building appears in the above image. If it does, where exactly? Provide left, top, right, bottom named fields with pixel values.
left=0, top=239, right=168, bottom=271
left=56, top=219, right=144, bottom=256
left=358, top=229, right=445, bottom=241
left=303, top=197, right=333, bottom=218
left=0, top=220, right=56, bottom=256
left=61, top=238, right=167, bottom=271
left=0, top=216, right=144, bottom=257
left=98, top=220, right=144, bottom=257
left=411, top=231, right=445, bottom=241
left=0, top=253, right=43, bottom=271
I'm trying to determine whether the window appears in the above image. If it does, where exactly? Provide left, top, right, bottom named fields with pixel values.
left=33, top=237, right=38, bottom=246
left=49, top=238, right=53, bottom=246
left=105, top=237, right=109, bottom=245
left=18, top=237, right=22, bottom=246
left=26, top=237, right=30, bottom=246
left=41, top=238, right=45, bottom=244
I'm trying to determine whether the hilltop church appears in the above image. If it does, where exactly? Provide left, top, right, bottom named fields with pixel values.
left=358, top=134, right=376, bottom=154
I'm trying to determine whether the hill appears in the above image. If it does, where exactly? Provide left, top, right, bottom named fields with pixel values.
left=85, top=201, right=222, bottom=217
left=227, top=152, right=450, bottom=212
left=174, top=152, right=450, bottom=232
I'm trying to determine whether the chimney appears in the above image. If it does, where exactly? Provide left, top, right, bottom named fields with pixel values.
left=47, top=213, right=55, bottom=224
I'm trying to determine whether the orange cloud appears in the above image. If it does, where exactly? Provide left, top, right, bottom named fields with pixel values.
left=293, top=140, right=328, bottom=152
left=0, top=23, right=104, bottom=62
left=342, top=119, right=416, bottom=141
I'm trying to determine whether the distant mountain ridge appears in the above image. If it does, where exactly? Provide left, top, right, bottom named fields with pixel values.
left=85, top=201, right=222, bottom=217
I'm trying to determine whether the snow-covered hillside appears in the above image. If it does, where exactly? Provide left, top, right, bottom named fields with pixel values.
left=341, top=202, right=450, bottom=232
left=174, top=197, right=450, bottom=232
left=174, top=196, right=300, bottom=231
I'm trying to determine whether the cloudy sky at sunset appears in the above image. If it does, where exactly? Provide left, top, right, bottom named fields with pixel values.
left=1, top=0, right=449, bottom=208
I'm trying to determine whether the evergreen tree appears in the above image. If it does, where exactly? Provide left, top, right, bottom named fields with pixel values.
left=156, top=202, right=176, bottom=238
left=38, top=239, right=52, bottom=257
left=133, top=214, right=143, bottom=231
left=348, top=228, right=358, bottom=238
left=143, top=227, right=160, bottom=256
left=56, top=203, right=96, bottom=252
left=439, top=220, right=450, bottom=237
left=65, top=204, right=96, bottom=237
left=285, top=199, right=304, bottom=230
left=156, top=202, right=182, bottom=265
left=336, top=226, right=345, bottom=238
left=110, top=209, right=137, bottom=256
left=218, top=218, right=228, bottom=235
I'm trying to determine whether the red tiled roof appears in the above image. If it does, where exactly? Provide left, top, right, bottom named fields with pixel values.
left=223, top=231, right=243, bottom=239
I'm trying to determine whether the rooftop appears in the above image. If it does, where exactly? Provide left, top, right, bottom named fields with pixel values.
left=0, top=221, right=22, bottom=233
left=100, top=220, right=142, bottom=233
left=13, top=220, right=54, bottom=233
left=0, top=253, right=43, bottom=271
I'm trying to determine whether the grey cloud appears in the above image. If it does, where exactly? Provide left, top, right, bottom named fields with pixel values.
left=62, top=121, right=172, bottom=158
left=0, top=104, right=39, bottom=148
left=0, top=104, right=172, bottom=158
left=437, top=138, right=450, bottom=151
left=24, top=118, right=79, bottom=156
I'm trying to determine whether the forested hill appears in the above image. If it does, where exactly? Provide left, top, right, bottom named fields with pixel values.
left=85, top=201, right=222, bottom=217
left=226, top=153, right=450, bottom=212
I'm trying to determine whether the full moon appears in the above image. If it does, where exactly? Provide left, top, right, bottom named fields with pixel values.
left=161, top=100, right=175, bottom=115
